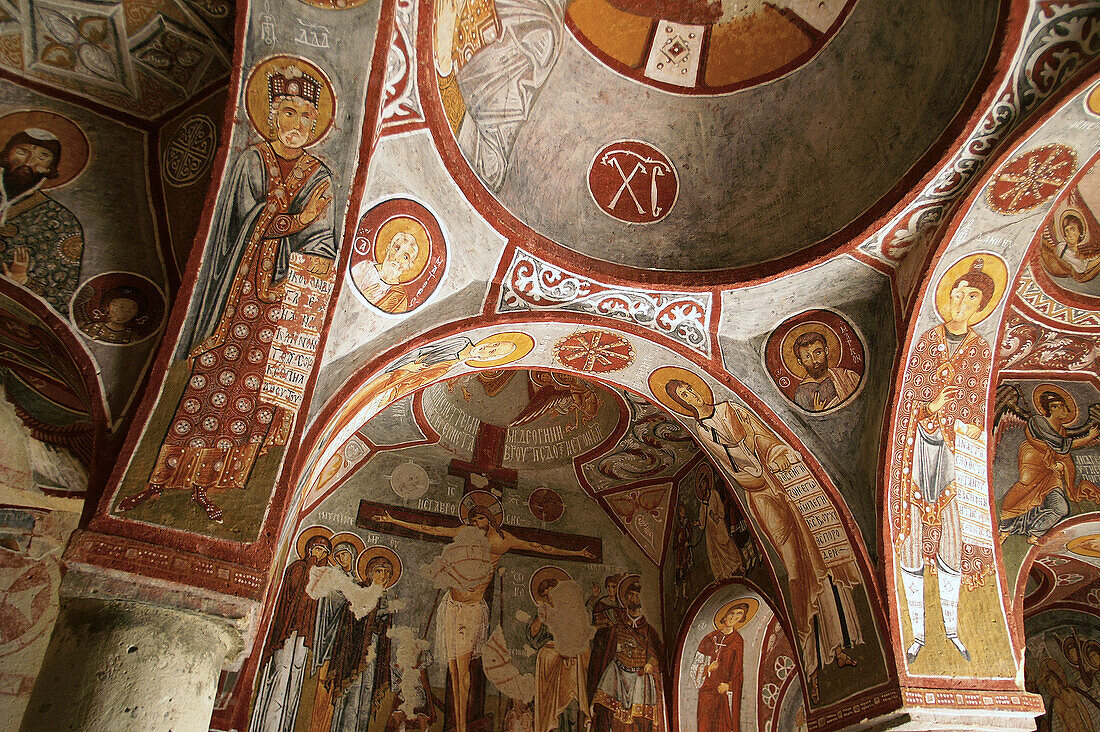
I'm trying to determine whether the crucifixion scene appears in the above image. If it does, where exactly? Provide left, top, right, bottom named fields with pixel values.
left=7, top=1, right=1100, bottom=730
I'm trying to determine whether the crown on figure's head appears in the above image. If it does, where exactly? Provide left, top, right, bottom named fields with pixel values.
left=267, top=66, right=321, bottom=107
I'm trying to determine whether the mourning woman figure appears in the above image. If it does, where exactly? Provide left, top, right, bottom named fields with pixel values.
left=326, top=556, right=394, bottom=731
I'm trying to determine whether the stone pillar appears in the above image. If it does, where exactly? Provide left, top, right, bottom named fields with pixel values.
left=19, top=597, right=239, bottom=732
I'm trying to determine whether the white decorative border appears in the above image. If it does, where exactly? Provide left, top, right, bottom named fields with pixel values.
left=497, top=248, right=711, bottom=355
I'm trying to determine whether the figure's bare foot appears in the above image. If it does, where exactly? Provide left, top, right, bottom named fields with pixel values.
left=191, top=486, right=224, bottom=523
left=117, top=485, right=163, bottom=512
left=999, top=531, right=1009, bottom=544
left=836, top=649, right=857, bottom=668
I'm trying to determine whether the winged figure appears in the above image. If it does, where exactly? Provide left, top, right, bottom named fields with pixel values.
left=509, top=371, right=600, bottom=431
left=994, top=382, right=1100, bottom=544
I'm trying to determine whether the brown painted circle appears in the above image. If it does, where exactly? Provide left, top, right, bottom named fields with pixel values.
left=587, top=140, right=678, bottom=224
left=529, top=487, right=565, bottom=523
left=349, top=198, right=448, bottom=315
left=986, top=144, right=1077, bottom=215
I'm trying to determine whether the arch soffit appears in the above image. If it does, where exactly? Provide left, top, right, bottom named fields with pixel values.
left=0, top=280, right=109, bottom=434
left=293, top=318, right=884, bottom=607
left=884, top=72, right=1100, bottom=513
left=670, top=577, right=803, bottom=730
left=880, top=73, right=1100, bottom=678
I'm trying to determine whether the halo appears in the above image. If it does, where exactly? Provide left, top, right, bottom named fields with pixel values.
left=529, top=566, right=571, bottom=604
left=357, top=545, right=402, bottom=587
left=244, top=56, right=336, bottom=146
left=933, top=253, right=1008, bottom=326
left=330, top=531, right=366, bottom=566
left=466, top=332, right=535, bottom=368
left=714, top=597, right=759, bottom=630
left=648, top=366, right=713, bottom=417
left=615, top=573, right=642, bottom=609
left=373, top=216, right=431, bottom=283
left=780, top=321, right=842, bottom=380
left=0, top=110, right=89, bottom=189
left=459, top=490, right=504, bottom=529
left=1059, top=207, right=1088, bottom=242
left=295, top=525, right=333, bottom=559
left=1032, top=383, right=1078, bottom=423
left=1067, top=534, right=1100, bottom=559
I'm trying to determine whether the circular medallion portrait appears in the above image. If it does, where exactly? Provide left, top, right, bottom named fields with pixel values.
left=764, top=309, right=865, bottom=414
left=349, top=199, right=447, bottom=315
left=71, top=272, right=165, bottom=346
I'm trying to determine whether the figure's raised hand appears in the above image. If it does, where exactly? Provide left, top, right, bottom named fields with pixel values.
left=299, top=180, right=332, bottom=225
left=929, top=385, right=959, bottom=414
left=2, top=247, right=29, bottom=285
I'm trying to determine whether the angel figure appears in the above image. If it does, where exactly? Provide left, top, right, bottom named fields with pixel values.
left=994, top=384, right=1100, bottom=543
left=509, top=371, right=600, bottom=431
left=1038, top=193, right=1100, bottom=283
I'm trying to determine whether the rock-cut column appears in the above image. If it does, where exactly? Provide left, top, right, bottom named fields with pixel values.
left=20, top=596, right=240, bottom=732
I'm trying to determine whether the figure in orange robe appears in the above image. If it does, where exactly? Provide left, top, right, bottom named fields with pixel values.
left=999, top=390, right=1099, bottom=542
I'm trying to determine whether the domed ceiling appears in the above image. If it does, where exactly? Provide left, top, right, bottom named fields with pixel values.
left=435, top=0, right=1001, bottom=272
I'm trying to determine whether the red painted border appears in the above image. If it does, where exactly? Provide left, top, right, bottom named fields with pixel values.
left=878, top=67, right=1100, bottom=691
left=414, top=0, right=1019, bottom=288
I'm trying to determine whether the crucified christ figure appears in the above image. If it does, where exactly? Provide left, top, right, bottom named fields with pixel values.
left=378, top=504, right=594, bottom=732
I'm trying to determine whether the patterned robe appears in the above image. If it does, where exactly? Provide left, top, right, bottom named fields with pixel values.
left=0, top=189, right=83, bottom=314
left=149, top=142, right=335, bottom=494
left=893, top=324, right=994, bottom=585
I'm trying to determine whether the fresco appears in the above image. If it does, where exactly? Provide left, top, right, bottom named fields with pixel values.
left=1025, top=611, right=1100, bottom=732
left=157, top=88, right=231, bottom=273
left=1035, top=153, right=1100, bottom=300
left=244, top=372, right=670, bottom=732
left=676, top=585, right=781, bottom=731
left=427, top=0, right=1001, bottom=272
left=349, top=198, right=447, bottom=315
left=566, top=0, right=857, bottom=94
left=0, top=506, right=79, bottom=728
left=0, top=290, right=96, bottom=467
left=587, top=140, right=678, bottom=225
left=0, top=82, right=169, bottom=432
left=433, top=0, right=567, bottom=191
left=985, top=146, right=1100, bottom=591
left=0, top=110, right=88, bottom=315
left=890, top=252, right=1013, bottom=675
left=764, top=309, right=866, bottom=415
left=994, top=382, right=1100, bottom=546
left=647, top=365, right=887, bottom=707
left=663, top=461, right=764, bottom=633
left=0, top=0, right=233, bottom=118
left=71, top=272, right=165, bottom=346
left=112, top=54, right=340, bottom=528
